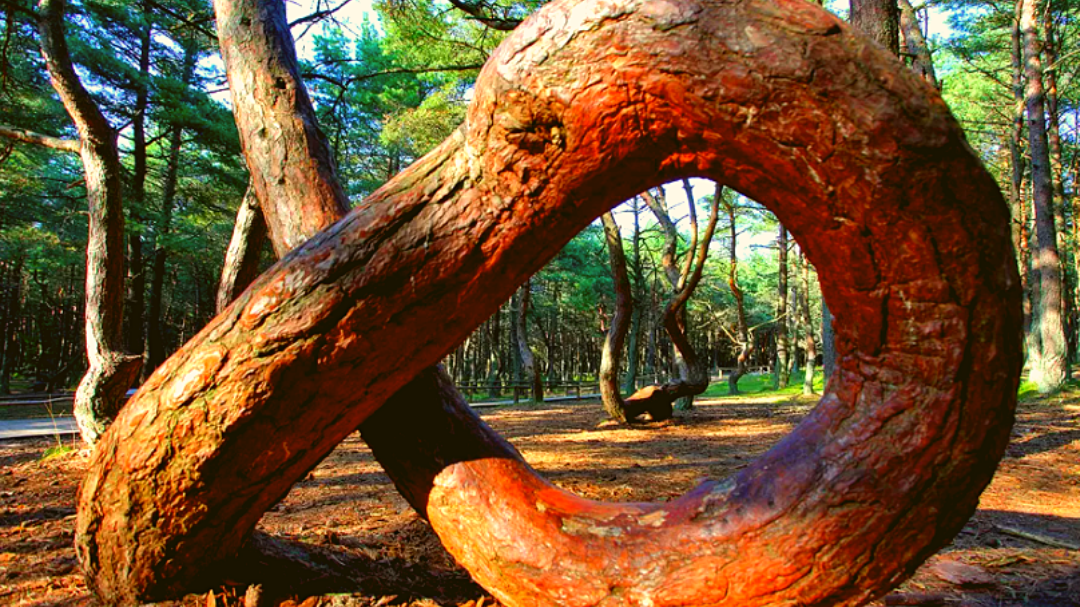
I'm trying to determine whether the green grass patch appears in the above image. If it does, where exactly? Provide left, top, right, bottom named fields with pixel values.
left=702, top=370, right=824, bottom=400
left=42, top=444, right=76, bottom=460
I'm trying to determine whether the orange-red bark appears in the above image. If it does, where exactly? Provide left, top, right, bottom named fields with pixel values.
left=77, top=0, right=1020, bottom=605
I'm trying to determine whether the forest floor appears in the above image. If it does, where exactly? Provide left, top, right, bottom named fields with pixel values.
left=1, top=378, right=1078, bottom=607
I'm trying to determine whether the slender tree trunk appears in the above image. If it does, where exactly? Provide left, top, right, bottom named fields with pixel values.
left=1010, top=5, right=1033, bottom=339
left=622, top=198, right=643, bottom=394
left=37, top=0, right=141, bottom=445
left=0, top=257, right=23, bottom=394
left=801, top=251, right=817, bottom=395
left=722, top=189, right=750, bottom=395
left=599, top=212, right=632, bottom=421
left=775, top=225, right=790, bottom=389
left=515, top=279, right=543, bottom=403
left=897, top=0, right=938, bottom=88
left=216, top=186, right=269, bottom=312
left=1021, top=0, right=1067, bottom=392
left=821, top=301, right=835, bottom=380
left=1042, top=8, right=1073, bottom=363
left=145, top=43, right=197, bottom=377
left=125, top=2, right=150, bottom=360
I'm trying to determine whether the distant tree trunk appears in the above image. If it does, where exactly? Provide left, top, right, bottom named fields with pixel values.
left=721, top=188, right=750, bottom=395
left=630, top=182, right=719, bottom=415
left=37, top=0, right=141, bottom=444
left=897, top=0, right=937, bottom=88
left=125, top=1, right=150, bottom=360
left=216, top=186, right=269, bottom=312
left=0, top=256, right=24, bottom=394
left=801, top=251, right=817, bottom=395
left=1021, top=0, right=1067, bottom=393
left=774, top=225, right=790, bottom=389
left=514, top=279, right=543, bottom=403
left=850, top=0, right=899, bottom=55
left=821, top=301, right=835, bottom=380
left=1010, top=4, right=1032, bottom=338
left=599, top=212, right=632, bottom=422
left=1042, top=8, right=1073, bottom=362
left=144, top=42, right=197, bottom=378
left=622, top=198, right=643, bottom=394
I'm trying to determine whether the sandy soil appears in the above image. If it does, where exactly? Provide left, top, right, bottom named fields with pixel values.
left=1, top=388, right=1077, bottom=606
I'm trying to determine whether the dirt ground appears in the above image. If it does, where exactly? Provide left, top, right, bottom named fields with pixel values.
left=1, top=387, right=1078, bottom=607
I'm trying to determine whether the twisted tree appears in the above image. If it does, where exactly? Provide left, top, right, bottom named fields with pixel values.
left=76, top=0, right=1020, bottom=606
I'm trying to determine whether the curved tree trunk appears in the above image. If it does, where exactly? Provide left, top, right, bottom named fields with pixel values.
left=598, top=211, right=632, bottom=422
left=37, top=0, right=141, bottom=445
left=77, top=1, right=1021, bottom=606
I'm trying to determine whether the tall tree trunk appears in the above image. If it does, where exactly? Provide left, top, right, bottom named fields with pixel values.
left=721, top=188, right=750, bottom=395
left=850, top=0, right=899, bottom=55
left=1010, top=5, right=1033, bottom=339
left=216, top=185, right=269, bottom=312
left=76, top=1, right=1022, bottom=605
left=821, top=301, right=835, bottom=380
left=622, top=197, right=643, bottom=394
left=125, top=1, right=150, bottom=360
left=37, top=0, right=141, bottom=445
left=0, top=256, right=23, bottom=394
left=1021, top=0, right=1067, bottom=393
left=774, top=225, right=790, bottom=389
left=514, top=279, right=543, bottom=403
left=897, top=0, right=938, bottom=88
left=599, top=211, right=632, bottom=421
left=801, top=251, right=817, bottom=395
left=1042, top=7, right=1073, bottom=363
left=144, top=42, right=197, bottom=378
left=631, top=183, right=719, bottom=415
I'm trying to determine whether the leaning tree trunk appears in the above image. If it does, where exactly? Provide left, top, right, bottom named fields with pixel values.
left=599, top=212, right=633, bottom=422
left=76, top=1, right=1021, bottom=606
left=897, top=0, right=938, bottom=89
left=216, top=186, right=269, bottom=312
left=1021, top=0, right=1067, bottom=393
left=37, top=0, right=141, bottom=445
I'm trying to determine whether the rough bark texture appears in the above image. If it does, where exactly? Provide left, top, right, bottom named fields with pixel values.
left=822, top=300, right=836, bottom=379
left=37, top=0, right=141, bottom=445
left=1021, top=0, right=1066, bottom=393
left=77, top=1, right=1021, bottom=606
left=897, top=0, right=937, bottom=89
left=598, top=212, right=632, bottom=422
left=216, top=186, right=269, bottom=313
left=215, top=0, right=350, bottom=256
left=850, top=0, right=899, bottom=55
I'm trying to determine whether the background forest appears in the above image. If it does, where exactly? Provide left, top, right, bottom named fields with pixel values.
left=0, top=0, right=1076, bottom=421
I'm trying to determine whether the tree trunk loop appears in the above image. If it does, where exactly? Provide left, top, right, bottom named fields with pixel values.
left=76, top=0, right=1021, bottom=605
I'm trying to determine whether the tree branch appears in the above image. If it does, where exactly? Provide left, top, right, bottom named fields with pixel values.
left=0, top=123, right=79, bottom=153
left=447, top=0, right=520, bottom=31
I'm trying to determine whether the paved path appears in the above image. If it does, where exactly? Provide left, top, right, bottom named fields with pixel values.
left=0, top=416, right=78, bottom=440
left=0, top=393, right=600, bottom=440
